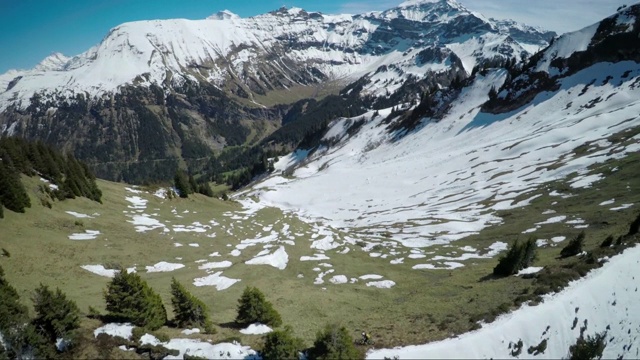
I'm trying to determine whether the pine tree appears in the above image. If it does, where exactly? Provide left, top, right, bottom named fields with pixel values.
left=560, top=232, right=585, bottom=258
left=235, top=286, right=282, bottom=327
left=31, top=284, right=80, bottom=342
left=174, top=170, right=191, bottom=198
left=567, top=331, right=607, bottom=360
left=0, top=156, right=31, bottom=213
left=0, top=265, right=30, bottom=359
left=170, top=278, right=214, bottom=333
left=493, top=238, right=537, bottom=277
left=104, top=270, right=167, bottom=330
left=308, top=324, right=360, bottom=360
left=261, top=325, right=304, bottom=360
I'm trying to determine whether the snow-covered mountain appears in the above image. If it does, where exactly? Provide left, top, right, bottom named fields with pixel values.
left=0, top=0, right=556, bottom=183
left=247, top=4, right=640, bottom=252
left=0, top=0, right=553, bottom=111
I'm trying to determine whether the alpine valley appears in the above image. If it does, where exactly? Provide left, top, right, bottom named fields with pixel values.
left=1, top=0, right=639, bottom=359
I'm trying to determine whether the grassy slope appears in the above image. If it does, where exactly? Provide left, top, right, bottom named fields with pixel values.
left=0, top=142, right=638, bottom=352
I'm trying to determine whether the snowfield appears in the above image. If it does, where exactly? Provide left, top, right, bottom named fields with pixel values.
left=248, top=61, right=640, bottom=256
left=368, top=245, right=640, bottom=359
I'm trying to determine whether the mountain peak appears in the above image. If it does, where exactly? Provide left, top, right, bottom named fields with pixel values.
left=207, top=10, right=240, bottom=20
left=34, top=52, right=70, bottom=71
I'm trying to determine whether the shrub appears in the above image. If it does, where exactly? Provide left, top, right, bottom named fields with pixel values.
left=235, top=287, right=282, bottom=327
left=561, top=232, right=585, bottom=258
left=261, top=325, right=305, bottom=360
left=170, top=277, right=214, bottom=333
left=308, top=324, right=360, bottom=360
left=528, top=338, right=548, bottom=355
left=567, top=331, right=607, bottom=360
left=1, top=248, right=9, bottom=257
left=104, top=270, right=167, bottom=330
left=600, top=235, right=614, bottom=248
left=493, top=238, right=538, bottom=276
left=628, top=212, right=640, bottom=236
left=31, top=284, right=80, bottom=342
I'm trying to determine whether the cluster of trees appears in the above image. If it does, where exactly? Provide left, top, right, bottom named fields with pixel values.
left=0, top=265, right=81, bottom=359
left=102, top=274, right=362, bottom=359
left=0, top=137, right=102, bottom=218
left=173, top=169, right=214, bottom=198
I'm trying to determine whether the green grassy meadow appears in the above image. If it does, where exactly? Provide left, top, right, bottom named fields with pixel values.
left=1, top=143, right=639, bottom=353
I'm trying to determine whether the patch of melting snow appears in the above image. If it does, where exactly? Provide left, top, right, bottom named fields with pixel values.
left=516, top=266, right=544, bottom=276
left=610, top=203, right=633, bottom=211
left=536, top=239, right=548, bottom=247
left=146, top=262, right=185, bottom=273
left=81, top=265, right=134, bottom=278
left=193, top=271, right=240, bottom=290
left=366, top=280, right=396, bottom=288
left=174, top=243, right=183, bottom=247
left=245, top=246, right=289, bottom=270
left=230, top=249, right=242, bottom=257
left=125, top=196, right=147, bottom=209
left=536, top=215, right=567, bottom=225
left=390, top=258, right=405, bottom=264
left=541, top=209, right=556, bottom=215
left=413, top=262, right=464, bottom=270
left=65, top=211, right=94, bottom=218
left=599, top=199, right=615, bottom=206
left=570, top=173, right=603, bottom=189
left=301, top=253, right=331, bottom=261
left=551, top=236, right=566, bottom=243
left=360, top=274, right=383, bottom=280
left=94, top=323, right=134, bottom=339
left=69, top=230, right=101, bottom=240
left=128, top=215, right=165, bottom=232
left=239, top=323, right=273, bottom=335
left=181, top=328, right=200, bottom=335
left=314, top=269, right=335, bottom=284
left=198, top=261, right=232, bottom=270
left=189, top=243, right=200, bottom=247
left=140, top=334, right=258, bottom=360
left=329, top=275, right=348, bottom=284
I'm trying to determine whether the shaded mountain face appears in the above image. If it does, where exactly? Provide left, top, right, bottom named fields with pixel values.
left=0, top=0, right=554, bottom=182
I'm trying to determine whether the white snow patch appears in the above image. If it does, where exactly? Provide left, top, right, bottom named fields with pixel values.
left=65, top=211, right=94, bottom=218
left=245, top=246, right=289, bottom=270
left=359, top=274, right=383, bottom=280
left=181, top=328, right=201, bottom=335
left=239, top=323, right=273, bottom=335
left=365, top=280, right=396, bottom=288
left=329, top=275, right=348, bottom=284
left=199, top=261, right=233, bottom=270
left=146, top=262, right=185, bottom=273
left=193, top=271, right=240, bottom=290
left=94, top=323, right=134, bottom=339
left=68, top=230, right=101, bottom=240
left=516, top=266, right=544, bottom=276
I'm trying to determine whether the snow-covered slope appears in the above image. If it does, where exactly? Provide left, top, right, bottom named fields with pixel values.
left=0, top=0, right=553, bottom=111
left=368, top=245, right=640, bottom=359
left=249, top=60, right=640, bottom=247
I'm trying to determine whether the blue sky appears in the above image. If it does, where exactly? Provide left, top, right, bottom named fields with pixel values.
left=0, top=0, right=628, bottom=73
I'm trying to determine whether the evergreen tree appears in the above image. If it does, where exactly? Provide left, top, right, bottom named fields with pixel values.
left=197, top=182, right=214, bottom=197
left=170, top=278, right=214, bottom=333
left=31, top=284, right=80, bottom=342
left=0, top=265, right=30, bottom=358
left=188, top=174, right=198, bottom=195
left=560, top=232, right=585, bottom=258
left=493, top=238, right=538, bottom=277
left=174, top=170, right=191, bottom=198
left=308, top=324, right=360, bottom=360
left=104, top=270, right=167, bottom=330
left=627, top=212, right=640, bottom=236
left=0, top=156, right=31, bottom=213
left=567, top=331, right=607, bottom=360
left=235, top=286, right=282, bottom=327
left=261, top=325, right=304, bottom=360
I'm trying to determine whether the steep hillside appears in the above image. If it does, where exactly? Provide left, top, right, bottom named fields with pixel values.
left=0, top=0, right=553, bottom=183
